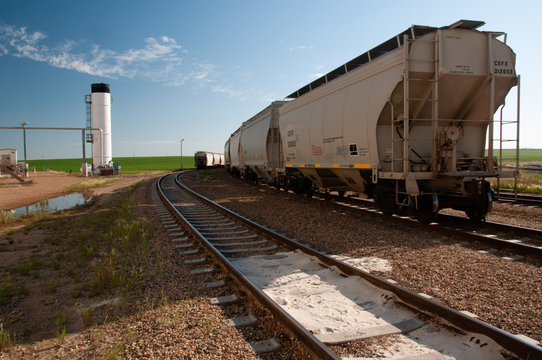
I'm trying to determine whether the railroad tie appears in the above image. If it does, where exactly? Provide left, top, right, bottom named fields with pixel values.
left=203, top=279, right=226, bottom=288
left=191, top=267, right=214, bottom=275
left=184, top=257, right=206, bottom=265
left=221, top=245, right=278, bottom=254
left=176, top=243, right=193, bottom=249
left=172, top=237, right=189, bottom=243
left=210, top=294, right=240, bottom=306
left=180, top=249, right=199, bottom=256
left=224, top=314, right=258, bottom=328
left=249, top=339, right=281, bottom=354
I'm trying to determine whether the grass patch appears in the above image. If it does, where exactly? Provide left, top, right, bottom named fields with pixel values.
left=0, top=277, right=13, bottom=305
left=64, top=178, right=119, bottom=194
left=27, top=156, right=196, bottom=172
left=195, top=170, right=216, bottom=184
left=0, top=177, right=160, bottom=352
left=0, top=323, right=13, bottom=350
left=55, top=313, right=66, bottom=343
left=80, top=307, right=93, bottom=327
left=491, top=171, right=542, bottom=194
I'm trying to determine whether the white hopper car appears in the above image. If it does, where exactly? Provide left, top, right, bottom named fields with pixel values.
left=225, top=20, right=519, bottom=222
left=194, top=151, right=225, bottom=169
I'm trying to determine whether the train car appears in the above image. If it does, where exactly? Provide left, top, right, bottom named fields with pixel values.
left=225, top=20, right=519, bottom=222
left=228, top=129, right=243, bottom=176
left=224, top=138, right=231, bottom=170
left=194, top=151, right=224, bottom=169
left=238, top=101, right=285, bottom=182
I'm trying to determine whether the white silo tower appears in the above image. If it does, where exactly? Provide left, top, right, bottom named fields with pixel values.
left=90, top=83, right=112, bottom=172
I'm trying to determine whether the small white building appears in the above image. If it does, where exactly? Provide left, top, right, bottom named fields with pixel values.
left=0, top=148, right=17, bottom=167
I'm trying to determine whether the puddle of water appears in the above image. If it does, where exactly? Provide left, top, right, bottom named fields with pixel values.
left=8, top=193, right=92, bottom=217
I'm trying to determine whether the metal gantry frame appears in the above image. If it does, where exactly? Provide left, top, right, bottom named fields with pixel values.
left=0, top=126, right=104, bottom=172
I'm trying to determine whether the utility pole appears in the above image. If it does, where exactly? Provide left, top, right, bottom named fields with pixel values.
left=22, top=122, right=29, bottom=177
left=180, top=138, right=184, bottom=170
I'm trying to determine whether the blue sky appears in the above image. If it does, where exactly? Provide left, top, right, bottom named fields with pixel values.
left=0, top=1, right=539, bottom=160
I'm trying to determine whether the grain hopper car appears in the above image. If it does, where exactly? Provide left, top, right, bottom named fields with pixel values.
left=225, top=20, right=519, bottom=222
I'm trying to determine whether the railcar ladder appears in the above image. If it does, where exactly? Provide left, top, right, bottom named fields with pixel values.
left=390, top=32, right=439, bottom=197
left=496, top=75, right=521, bottom=201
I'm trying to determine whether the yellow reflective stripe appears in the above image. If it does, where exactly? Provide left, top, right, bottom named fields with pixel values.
left=300, top=164, right=305, bottom=168
left=333, top=164, right=340, bottom=168
left=315, top=164, right=321, bottom=168
left=286, top=164, right=292, bottom=168
left=354, top=164, right=371, bottom=169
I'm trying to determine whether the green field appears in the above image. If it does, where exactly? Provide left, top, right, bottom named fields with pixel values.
left=26, top=156, right=195, bottom=173
left=485, top=149, right=542, bottom=163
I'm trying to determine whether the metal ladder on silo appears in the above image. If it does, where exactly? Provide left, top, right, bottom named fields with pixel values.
left=85, top=94, right=93, bottom=143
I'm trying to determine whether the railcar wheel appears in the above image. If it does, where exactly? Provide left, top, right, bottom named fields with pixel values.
left=378, top=193, right=396, bottom=216
left=414, top=186, right=438, bottom=224
left=273, top=178, right=281, bottom=190
left=465, top=189, right=493, bottom=223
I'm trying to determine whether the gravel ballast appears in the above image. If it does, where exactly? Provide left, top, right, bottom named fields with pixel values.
left=183, top=169, right=542, bottom=346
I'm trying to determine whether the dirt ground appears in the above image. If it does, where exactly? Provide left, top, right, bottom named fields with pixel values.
left=0, top=171, right=288, bottom=359
left=0, top=171, right=159, bottom=211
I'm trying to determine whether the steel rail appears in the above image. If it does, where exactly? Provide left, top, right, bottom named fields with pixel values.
left=437, top=213, right=542, bottom=249
left=156, top=173, right=340, bottom=360
left=177, top=172, right=542, bottom=360
left=319, top=192, right=542, bottom=260
left=496, top=191, right=542, bottom=206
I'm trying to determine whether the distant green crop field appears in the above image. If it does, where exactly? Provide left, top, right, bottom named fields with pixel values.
left=484, top=149, right=542, bottom=163
left=26, top=156, right=195, bottom=173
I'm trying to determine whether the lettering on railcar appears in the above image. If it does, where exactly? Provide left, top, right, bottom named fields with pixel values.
left=323, top=136, right=343, bottom=143
left=493, top=60, right=513, bottom=75
left=450, top=64, right=473, bottom=75
left=312, top=145, right=323, bottom=156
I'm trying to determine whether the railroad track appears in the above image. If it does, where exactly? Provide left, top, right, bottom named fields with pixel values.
left=313, top=192, right=542, bottom=263
left=156, top=171, right=542, bottom=359
left=495, top=190, right=542, bottom=207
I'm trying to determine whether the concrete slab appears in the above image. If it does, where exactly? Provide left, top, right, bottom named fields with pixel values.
left=319, top=318, right=424, bottom=344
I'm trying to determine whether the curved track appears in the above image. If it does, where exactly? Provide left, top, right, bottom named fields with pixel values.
left=157, top=171, right=542, bottom=359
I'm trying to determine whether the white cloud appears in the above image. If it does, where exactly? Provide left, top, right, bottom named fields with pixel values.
left=309, top=73, right=325, bottom=79
left=0, top=23, right=213, bottom=87
left=288, top=45, right=314, bottom=52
